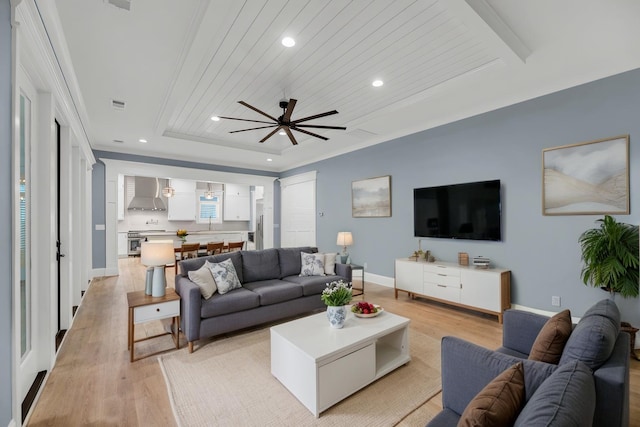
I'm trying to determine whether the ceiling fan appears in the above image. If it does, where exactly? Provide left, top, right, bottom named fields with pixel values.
left=219, top=99, right=346, bottom=146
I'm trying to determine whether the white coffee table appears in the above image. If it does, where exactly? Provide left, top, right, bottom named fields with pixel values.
left=270, top=309, right=411, bottom=417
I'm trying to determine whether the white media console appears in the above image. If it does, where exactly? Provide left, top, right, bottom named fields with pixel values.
left=394, top=258, right=511, bottom=323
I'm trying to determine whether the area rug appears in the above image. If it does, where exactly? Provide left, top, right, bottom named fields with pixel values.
left=159, top=327, right=442, bottom=426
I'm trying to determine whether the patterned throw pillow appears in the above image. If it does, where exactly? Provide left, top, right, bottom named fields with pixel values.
left=187, top=261, right=218, bottom=299
left=207, top=258, right=242, bottom=295
left=300, top=252, right=326, bottom=277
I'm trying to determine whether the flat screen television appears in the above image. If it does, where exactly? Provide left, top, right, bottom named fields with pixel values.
left=413, top=180, right=501, bottom=241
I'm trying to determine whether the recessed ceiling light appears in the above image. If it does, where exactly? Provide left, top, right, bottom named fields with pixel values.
left=267, top=158, right=273, bottom=162
left=281, top=37, right=295, bottom=47
left=139, top=138, right=148, bottom=143
left=278, top=130, right=286, bottom=135
left=372, top=80, right=384, bottom=87
left=210, top=116, right=220, bottom=121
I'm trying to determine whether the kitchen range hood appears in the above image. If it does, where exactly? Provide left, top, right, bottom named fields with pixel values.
left=127, top=177, right=167, bottom=211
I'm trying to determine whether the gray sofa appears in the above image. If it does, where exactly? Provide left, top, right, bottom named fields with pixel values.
left=428, top=299, right=630, bottom=427
left=175, top=247, right=352, bottom=352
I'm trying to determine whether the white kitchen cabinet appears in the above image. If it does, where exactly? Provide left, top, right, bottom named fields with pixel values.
left=224, top=183, right=250, bottom=221
left=395, top=259, right=510, bottom=323
left=117, top=174, right=125, bottom=220
left=168, top=179, right=196, bottom=221
left=117, top=232, right=128, bottom=257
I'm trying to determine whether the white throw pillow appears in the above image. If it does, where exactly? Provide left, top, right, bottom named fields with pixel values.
left=207, top=258, right=242, bottom=295
left=188, top=262, right=218, bottom=299
left=323, top=252, right=336, bottom=275
left=299, top=252, right=326, bottom=277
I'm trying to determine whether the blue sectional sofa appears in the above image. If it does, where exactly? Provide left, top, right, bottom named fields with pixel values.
left=175, top=247, right=352, bottom=352
left=428, top=299, right=630, bottom=427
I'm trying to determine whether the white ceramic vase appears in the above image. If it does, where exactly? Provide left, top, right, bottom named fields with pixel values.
left=326, top=305, right=347, bottom=329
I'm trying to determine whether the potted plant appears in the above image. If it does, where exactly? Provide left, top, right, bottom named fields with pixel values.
left=321, top=280, right=353, bottom=329
left=579, top=215, right=639, bottom=298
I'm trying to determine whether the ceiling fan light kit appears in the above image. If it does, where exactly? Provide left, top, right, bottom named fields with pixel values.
left=219, top=98, right=346, bottom=146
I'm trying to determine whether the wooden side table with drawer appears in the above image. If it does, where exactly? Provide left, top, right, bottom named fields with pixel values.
left=127, top=288, right=180, bottom=362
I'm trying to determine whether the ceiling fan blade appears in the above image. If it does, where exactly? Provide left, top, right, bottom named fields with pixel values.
left=292, top=127, right=328, bottom=141
left=259, top=126, right=282, bottom=143
left=295, top=124, right=347, bottom=130
left=238, top=101, right=278, bottom=122
left=284, top=127, right=298, bottom=145
left=219, top=116, right=276, bottom=125
left=291, top=110, right=338, bottom=124
left=282, top=98, right=297, bottom=122
left=229, top=125, right=278, bottom=134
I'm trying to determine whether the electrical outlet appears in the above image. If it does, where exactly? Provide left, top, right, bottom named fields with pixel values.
left=551, top=296, right=561, bottom=307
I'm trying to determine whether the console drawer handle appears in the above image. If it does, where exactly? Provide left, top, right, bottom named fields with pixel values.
left=437, top=284, right=446, bottom=288
left=156, top=308, right=160, bottom=312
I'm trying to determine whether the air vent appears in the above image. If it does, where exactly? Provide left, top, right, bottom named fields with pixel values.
left=112, top=139, right=124, bottom=144
left=111, top=99, right=126, bottom=110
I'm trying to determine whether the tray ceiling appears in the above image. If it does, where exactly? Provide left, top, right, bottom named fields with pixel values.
left=37, top=0, right=640, bottom=171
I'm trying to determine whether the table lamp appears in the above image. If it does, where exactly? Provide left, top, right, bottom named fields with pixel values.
left=141, top=241, right=175, bottom=297
left=336, top=231, right=353, bottom=264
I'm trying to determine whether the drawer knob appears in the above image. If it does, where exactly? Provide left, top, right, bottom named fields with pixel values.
left=156, top=308, right=160, bottom=312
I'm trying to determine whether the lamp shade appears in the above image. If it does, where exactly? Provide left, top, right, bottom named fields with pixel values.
left=141, top=241, right=175, bottom=267
left=336, top=232, right=353, bottom=247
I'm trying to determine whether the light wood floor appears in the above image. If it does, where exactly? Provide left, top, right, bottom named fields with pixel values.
left=27, top=257, right=640, bottom=426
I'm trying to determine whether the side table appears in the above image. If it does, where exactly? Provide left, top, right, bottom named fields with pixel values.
left=349, top=264, right=365, bottom=297
left=127, top=288, right=180, bottom=362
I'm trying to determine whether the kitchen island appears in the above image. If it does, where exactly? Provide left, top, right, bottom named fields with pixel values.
left=140, top=230, right=249, bottom=247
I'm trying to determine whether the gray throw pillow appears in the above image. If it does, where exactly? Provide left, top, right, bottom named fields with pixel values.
left=187, top=261, right=217, bottom=299
left=514, top=360, right=595, bottom=426
left=559, top=299, right=620, bottom=369
left=207, top=258, right=242, bottom=295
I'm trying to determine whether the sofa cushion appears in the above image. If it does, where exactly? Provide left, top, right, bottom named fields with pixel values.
left=200, top=288, right=260, bottom=318
left=208, top=258, right=242, bottom=295
left=559, top=299, right=620, bottom=369
left=458, top=361, right=525, bottom=427
left=514, top=360, right=595, bottom=426
left=277, top=247, right=316, bottom=278
left=529, top=309, right=572, bottom=364
left=241, top=249, right=281, bottom=283
left=179, top=252, right=243, bottom=283
left=242, top=280, right=303, bottom=306
left=300, top=252, right=326, bottom=277
left=187, top=261, right=217, bottom=299
left=282, top=274, right=345, bottom=296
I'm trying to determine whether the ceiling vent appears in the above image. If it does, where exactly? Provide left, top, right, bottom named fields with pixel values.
left=111, top=99, right=126, bottom=110
left=112, top=139, right=124, bottom=144
left=106, top=0, right=131, bottom=11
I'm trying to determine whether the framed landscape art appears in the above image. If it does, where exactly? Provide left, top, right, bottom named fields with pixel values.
left=542, top=135, right=629, bottom=215
left=352, top=175, right=391, bottom=217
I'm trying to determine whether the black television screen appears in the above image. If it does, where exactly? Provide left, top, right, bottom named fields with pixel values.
left=414, top=180, right=501, bottom=241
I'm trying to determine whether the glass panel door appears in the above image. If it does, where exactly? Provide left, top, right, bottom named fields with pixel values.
left=19, top=92, right=31, bottom=359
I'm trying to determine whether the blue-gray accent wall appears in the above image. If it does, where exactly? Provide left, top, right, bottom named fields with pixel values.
left=1, top=0, right=12, bottom=424
left=282, top=68, right=640, bottom=320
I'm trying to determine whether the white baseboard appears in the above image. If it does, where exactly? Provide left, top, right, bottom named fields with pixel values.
left=362, top=272, right=394, bottom=288
left=511, top=304, right=581, bottom=324
left=8, top=418, right=16, bottom=427
left=90, top=267, right=119, bottom=278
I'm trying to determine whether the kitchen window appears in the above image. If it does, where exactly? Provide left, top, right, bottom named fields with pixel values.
left=197, top=193, right=223, bottom=224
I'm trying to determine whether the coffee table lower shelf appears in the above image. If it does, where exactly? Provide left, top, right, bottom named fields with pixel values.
left=270, top=311, right=410, bottom=417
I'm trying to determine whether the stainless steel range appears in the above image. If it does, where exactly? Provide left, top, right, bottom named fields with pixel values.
left=127, top=231, right=143, bottom=256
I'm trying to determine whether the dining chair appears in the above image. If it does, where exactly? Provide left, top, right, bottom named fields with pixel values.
left=205, top=242, right=225, bottom=256
left=176, top=242, right=201, bottom=273
left=226, top=241, right=245, bottom=252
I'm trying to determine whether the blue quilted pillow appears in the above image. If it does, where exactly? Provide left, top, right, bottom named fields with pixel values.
left=559, top=299, right=620, bottom=369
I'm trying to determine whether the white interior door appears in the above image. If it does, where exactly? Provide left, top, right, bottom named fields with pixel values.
left=280, top=171, right=316, bottom=248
